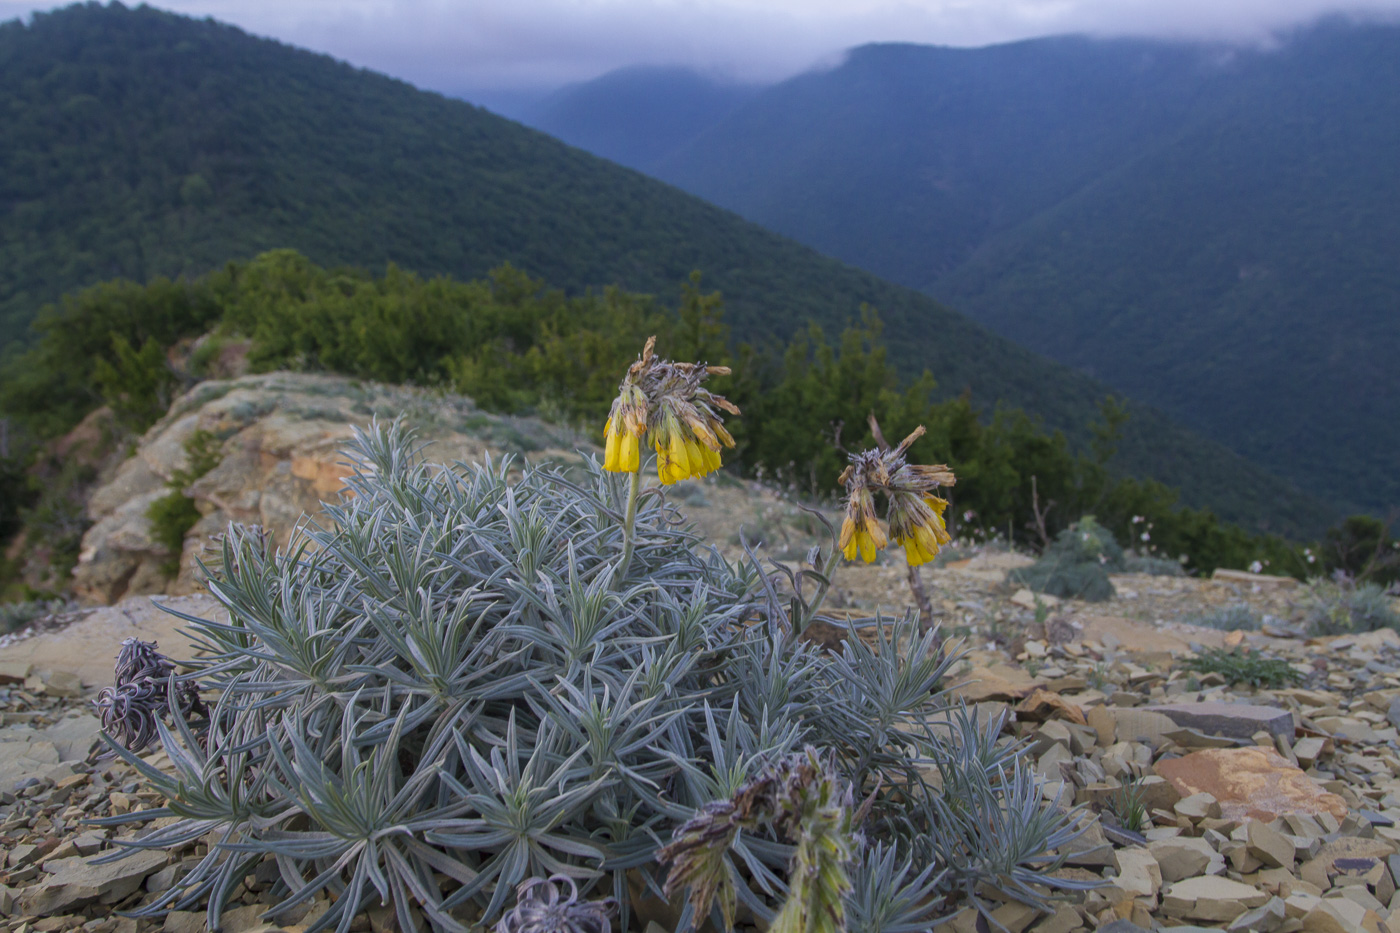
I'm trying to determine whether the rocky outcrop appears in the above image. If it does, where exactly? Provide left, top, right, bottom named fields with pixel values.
left=70, top=372, right=588, bottom=604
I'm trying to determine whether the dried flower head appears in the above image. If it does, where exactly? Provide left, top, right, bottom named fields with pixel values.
left=658, top=749, right=854, bottom=933
left=839, top=421, right=956, bottom=566
left=95, top=637, right=206, bottom=752
left=601, top=336, right=738, bottom=484
left=494, top=875, right=617, bottom=933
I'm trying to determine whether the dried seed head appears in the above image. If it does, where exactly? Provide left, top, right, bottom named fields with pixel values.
left=96, top=637, right=206, bottom=752
left=839, top=418, right=956, bottom=565
left=602, top=336, right=739, bottom=483
left=494, top=875, right=616, bottom=933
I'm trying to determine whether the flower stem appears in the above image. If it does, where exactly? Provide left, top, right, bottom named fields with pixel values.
left=618, top=466, right=642, bottom=580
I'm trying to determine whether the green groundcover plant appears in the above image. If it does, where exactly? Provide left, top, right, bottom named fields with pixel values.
left=93, top=388, right=1089, bottom=932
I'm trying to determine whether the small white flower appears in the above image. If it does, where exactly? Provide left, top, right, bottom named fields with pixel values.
left=1140, top=532, right=1150, bottom=542
left=1307, top=554, right=1316, bottom=564
left=1249, top=560, right=1263, bottom=574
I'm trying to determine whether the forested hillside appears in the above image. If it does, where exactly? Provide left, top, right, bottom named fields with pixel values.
left=541, top=24, right=1400, bottom=519
left=0, top=3, right=1332, bottom=533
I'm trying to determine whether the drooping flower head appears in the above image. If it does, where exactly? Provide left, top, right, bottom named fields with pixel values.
left=839, top=420, right=956, bottom=566
left=601, top=336, right=739, bottom=484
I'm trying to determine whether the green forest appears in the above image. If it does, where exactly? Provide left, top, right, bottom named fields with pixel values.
left=0, top=2, right=1332, bottom=537
left=583, top=26, right=1400, bottom=517
left=4, top=251, right=1393, bottom=604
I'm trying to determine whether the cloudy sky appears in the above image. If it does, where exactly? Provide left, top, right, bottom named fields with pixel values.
left=5, top=0, right=1400, bottom=99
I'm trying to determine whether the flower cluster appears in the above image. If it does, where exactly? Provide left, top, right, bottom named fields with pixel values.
left=838, top=424, right=956, bottom=566
left=602, top=336, right=738, bottom=484
left=95, top=637, right=206, bottom=751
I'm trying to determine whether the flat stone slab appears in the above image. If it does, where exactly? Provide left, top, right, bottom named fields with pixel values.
left=20, top=849, right=168, bottom=914
left=1148, top=701, right=1295, bottom=741
left=1155, top=747, right=1348, bottom=823
left=0, top=594, right=223, bottom=690
left=1210, top=568, right=1300, bottom=591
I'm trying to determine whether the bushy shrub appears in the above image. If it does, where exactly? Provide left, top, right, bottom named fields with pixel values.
left=1007, top=517, right=1122, bottom=602
left=1182, top=647, right=1302, bottom=689
left=0, top=597, right=74, bottom=634
left=97, top=424, right=1087, bottom=933
left=144, top=429, right=225, bottom=577
left=1122, top=554, right=1184, bottom=576
left=1303, top=581, right=1400, bottom=635
left=1185, top=605, right=1262, bottom=631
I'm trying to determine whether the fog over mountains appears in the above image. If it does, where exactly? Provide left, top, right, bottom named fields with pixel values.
left=519, top=20, right=1400, bottom=518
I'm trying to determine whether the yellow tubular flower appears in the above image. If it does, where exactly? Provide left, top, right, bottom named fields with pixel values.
left=603, top=384, right=647, bottom=473
left=603, top=415, right=641, bottom=472
left=839, top=488, right=887, bottom=563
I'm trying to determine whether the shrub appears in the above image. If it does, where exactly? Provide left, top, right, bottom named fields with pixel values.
left=1007, top=517, right=1121, bottom=602
left=144, top=429, right=224, bottom=577
left=1186, top=605, right=1262, bottom=631
left=1303, top=581, right=1400, bottom=635
left=1182, top=647, right=1302, bottom=689
left=97, top=423, right=1087, bottom=933
left=0, top=597, right=74, bottom=635
left=1122, top=554, right=1184, bottom=576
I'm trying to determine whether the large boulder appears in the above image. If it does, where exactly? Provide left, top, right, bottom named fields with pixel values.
left=70, top=373, right=588, bottom=604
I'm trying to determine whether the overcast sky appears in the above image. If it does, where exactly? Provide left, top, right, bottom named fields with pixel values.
left=5, top=0, right=1400, bottom=98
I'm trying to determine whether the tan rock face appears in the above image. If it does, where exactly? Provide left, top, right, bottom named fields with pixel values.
left=67, top=373, right=589, bottom=605
left=1155, top=746, right=1349, bottom=823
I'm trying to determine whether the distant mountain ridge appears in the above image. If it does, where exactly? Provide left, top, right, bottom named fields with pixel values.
left=517, top=66, right=759, bottom=171
left=529, top=23, right=1400, bottom=519
left=0, top=3, right=1334, bottom=534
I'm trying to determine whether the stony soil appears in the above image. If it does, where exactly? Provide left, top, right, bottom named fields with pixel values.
left=5, top=479, right=1400, bottom=932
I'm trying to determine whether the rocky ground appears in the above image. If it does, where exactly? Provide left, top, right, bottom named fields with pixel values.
left=3, top=550, right=1400, bottom=933
left=5, top=373, right=1400, bottom=932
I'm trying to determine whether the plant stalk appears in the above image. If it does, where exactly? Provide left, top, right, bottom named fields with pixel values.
left=618, top=466, right=642, bottom=579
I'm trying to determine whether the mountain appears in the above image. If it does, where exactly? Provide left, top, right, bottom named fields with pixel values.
left=0, top=3, right=1334, bottom=534
left=550, top=25, right=1399, bottom=519
left=520, top=66, right=760, bottom=171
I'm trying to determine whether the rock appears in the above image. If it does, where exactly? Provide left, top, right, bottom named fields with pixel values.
left=162, top=912, right=206, bottom=933
left=1114, top=707, right=1180, bottom=744
left=1162, top=875, right=1270, bottom=921
left=988, top=901, right=1040, bottom=933
left=1387, top=696, right=1400, bottom=732
left=1017, top=689, right=1087, bottom=726
left=1300, top=837, right=1397, bottom=887
left=1029, top=906, right=1083, bottom=933
left=20, top=850, right=168, bottom=914
left=43, top=713, right=103, bottom=760
left=1150, top=836, right=1224, bottom=882
left=1149, top=701, right=1295, bottom=742
left=1293, top=736, right=1328, bottom=768
left=1211, top=569, right=1300, bottom=591
left=1301, top=897, right=1379, bottom=932
left=1248, top=820, right=1297, bottom=869
left=1155, top=747, right=1349, bottom=822
left=1175, top=793, right=1223, bottom=821
left=1061, top=818, right=1115, bottom=868
left=949, top=662, right=1044, bottom=703
left=0, top=661, right=33, bottom=684
left=0, top=594, right=224, bottom=691
left=1087, top=704, right=1117, bottom=746
left=1112, top=847, right=1162, bottom=901
left=0, top=726, right=61, bottom=791
left=68, top=373, right=532, bottom=603
left=40, top=671, right=84, bottom=698
left=1012, top=588, right=1061, bottom=610
left=1227, top=896, right=1287, bottom=932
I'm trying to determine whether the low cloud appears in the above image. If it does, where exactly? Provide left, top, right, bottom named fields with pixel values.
left=6, top=0, right=1400, bottom=95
